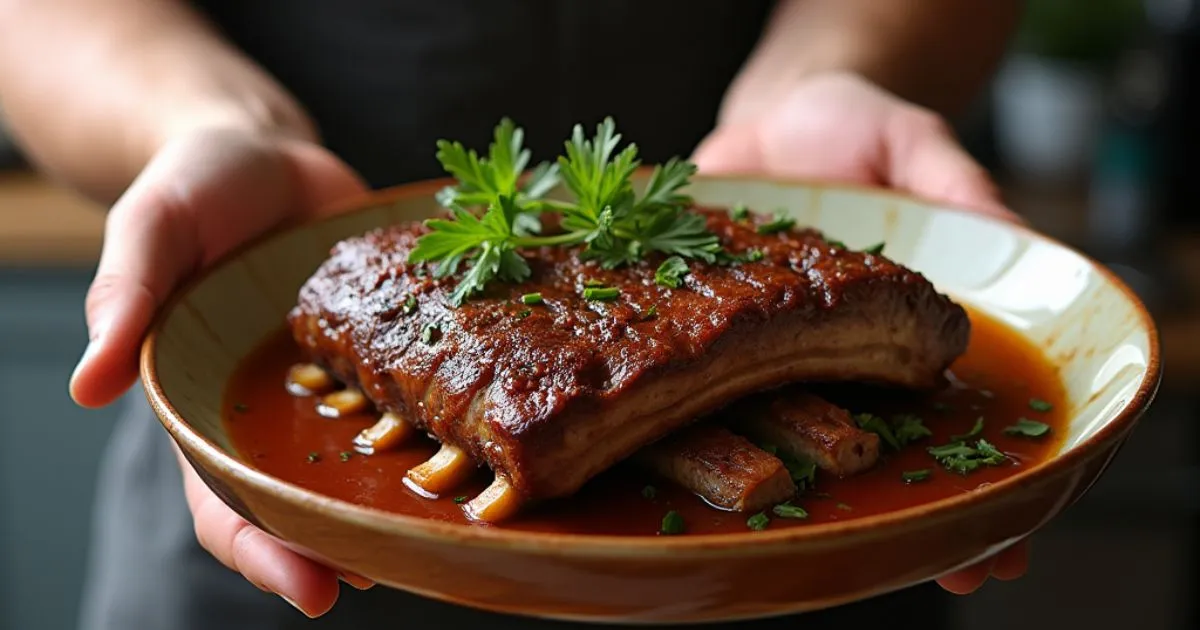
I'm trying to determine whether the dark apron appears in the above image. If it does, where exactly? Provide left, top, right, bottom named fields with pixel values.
left=78, top=2, right=952, bottom=627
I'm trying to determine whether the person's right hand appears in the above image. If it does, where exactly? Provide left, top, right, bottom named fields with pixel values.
left=70, top=128, right=370, bottom=617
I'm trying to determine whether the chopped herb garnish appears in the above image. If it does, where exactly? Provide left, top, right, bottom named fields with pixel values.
left=660, top=510, right=685, bottom=535
left=402, top=294, right=418, bottom=315
left=902, top=469, right=932, bottom=483
left=772, top=503, right=809, bottom=519
left=855, top=413, right=900, bottom=451
left=420, top=322, right=440, bottom=344
left=582, top=286, right=620, bottom=301
left=515, top=309, right=532, bottom=319
left=655, top=256, right=689, bottom=288
left=949, top=417, right=985, bottom=442
left=584, top=279, right=606, bottom=288
left=1003, top=418, right=1051, bottom=438
left=409, top=118, right=722, bottom=304
left=740, top=248, right=765, bottom=263
left=233, top=403, right=248, bottom=413
left=520, top=292, right=544, bottom=305
left=781, top=453, right=818, bottom=492
left=862, top=242, right=885, bottom=255
left=339, top=451, right=353, bottom=462
left=757, top=441, right=778, bottom=456
left=730, top=203, right=750, bottom=221
left=746, top=512, right=770, bottom=531
left=641, top=485, right=657, bottom=499
left=826, top=239, right=847, bottom=249
left=756, top=212, right=796, bottom=235
left=306, top=452, right=321, bottom=463
left=928, top=439, right=1007, bottom=475
left=892, top=414, right=933, bottom=446
left=453, top=496, right=467, bottom=504
left=836, top=502, right=852, bottom=511
left=1028, top=398, right=1054, bottom=412
left=642, top=304, right=658, bottom=320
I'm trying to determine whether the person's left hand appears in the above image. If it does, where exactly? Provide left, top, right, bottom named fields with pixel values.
left=692, top=71, right=1028, bottom=594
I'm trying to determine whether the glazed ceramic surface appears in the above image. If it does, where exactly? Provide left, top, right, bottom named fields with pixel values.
left=142, top=175, right=1160, bottom=624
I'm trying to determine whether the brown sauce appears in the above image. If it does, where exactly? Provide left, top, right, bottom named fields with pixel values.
left=224, top=306, right=1067, bottom=536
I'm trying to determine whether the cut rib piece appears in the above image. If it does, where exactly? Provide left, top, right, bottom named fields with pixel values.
left=730, top=388, right=881, bottom=477
left=637, top=424, right=794, bottom=512
left=407, top=444, right=473, bottom=494
left=289, top=207, right=970, bottom=507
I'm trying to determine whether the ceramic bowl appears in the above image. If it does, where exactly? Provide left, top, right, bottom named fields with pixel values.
left=141, top=175, right=1160, bottom=624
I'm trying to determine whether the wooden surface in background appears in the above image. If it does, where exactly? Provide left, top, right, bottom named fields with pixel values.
left=0, top=171, right=103, bottom=265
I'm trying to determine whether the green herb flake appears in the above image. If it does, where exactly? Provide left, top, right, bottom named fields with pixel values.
left=584, top=279, right=606, bottom=288
left=233, top=403, right=248, bottom=413
left=655, top=256, right=689, bottom=289
left=928, top=439, right=1008, bottom=475
left=420, top=322, right=441, bottom=345
left=582, top=286, right=620, bottom=301
left=306, top=452, right=321, bottom=464
left=855, top=413, right=901, bottom=451
left=781, top=453, right=818, bottom=492
left=746, top=512, right=771, bottom=531
left=902, top=469, right=932, bottom=483
left=949, top=417, right=985, bottom=443
left=642, top=304, right=658, bottom=320
left=730, top=203, right=750, bottom=221
left=744, top=248, right=765, bottom=262
left=453, top=496, right=467, bottom=504
left=826, top=239, right=847, bottom=249
left=862, top=242, right=885, bottom=255
left=757, top=441, right=778, bottom=456
left=520, top=292, right=544, bottom=305
left=402, top=294, right=418, bottom=315
left=515, top=309, right=532, bottom=319
left=1029, top=398, right=1054, bottom=413
left=892, top=414, right=933, bottom=446
left=1003, top=418, right=1052, bottom=438
left=836, top=502, right=852, bottom=511
left=641, top=485, right=657, bottom=499
left=756, top=212, right=796, bottom=235
left=660, top=510, right=685, bottom=535
left=772, top=503, right=809, bottom=520
left=339, top=451, right=353, bottom=462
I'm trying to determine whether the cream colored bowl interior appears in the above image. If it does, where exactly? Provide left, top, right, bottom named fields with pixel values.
left=151, top=176, right=1156, bottom=465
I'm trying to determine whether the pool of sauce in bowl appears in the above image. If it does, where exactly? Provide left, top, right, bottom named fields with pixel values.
left=224, top=307, right=1067, bottom=536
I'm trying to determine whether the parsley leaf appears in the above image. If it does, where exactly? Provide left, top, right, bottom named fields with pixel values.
left=756, top=212, right=795, bottom=235
left=855, top=413, right=901, bottom=451
left=747, top=512, right=770, bottom=531
left=949, top=417, right=985, bottom=443
left=1003, top=418, right=1051, bottom=438
left=434, top=117, right=559, bottom=213
left=863, top=242, right=885, bottom=255
left=1028, top=398, right=1054, bottom=412
left=660, top=510, right=685, bottom=535
left=892, top=413, right=933, bottom=446
left=772, top=502, right=809, bottom=519
left=928, top=438, right=1008, bottom=475
left=655, top=256, right=689, bottom=288
left=902, top=469, right=931, bottom=483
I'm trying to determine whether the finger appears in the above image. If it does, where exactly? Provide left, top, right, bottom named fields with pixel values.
left=936, top=554, right=998, bottom=595
left=991, top=539, right=1030, bottom=581
left=178, top=451, right=340, bottom=617
left=690, top=124, right=765, bottom=176
left=885, top=110, right=1021, bottom=224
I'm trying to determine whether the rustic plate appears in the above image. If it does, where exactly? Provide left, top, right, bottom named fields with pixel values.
left=141, top=174, right=1160, bottom=624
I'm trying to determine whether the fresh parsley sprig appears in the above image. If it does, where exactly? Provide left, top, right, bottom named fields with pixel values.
left=409, top=117, right=724, bottom=305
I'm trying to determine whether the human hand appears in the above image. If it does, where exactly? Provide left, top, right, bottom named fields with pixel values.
left=70, top=128, right=370, bottom=616
left=692, top=71, right=1029, bottom=594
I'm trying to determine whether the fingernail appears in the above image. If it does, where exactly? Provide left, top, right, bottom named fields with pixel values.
left=279, top=594, right=317, bottom=619
left=68, top=340, right=100, bottom=401
left=338, top=572, right=376, bottom=590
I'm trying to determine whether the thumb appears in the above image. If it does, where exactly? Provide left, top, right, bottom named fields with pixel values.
left=690, top=124, right=765, bottom=176
left=70, top=133, right=365, bottom=408
left=884, top=110, right=1019, bottom=223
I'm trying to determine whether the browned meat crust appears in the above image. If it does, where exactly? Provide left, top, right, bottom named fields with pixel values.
left=288, top=207, right=969, bottom=501
left=730, top=388, right=881, bottom=476
left=636, top=425, right=795, bottom=512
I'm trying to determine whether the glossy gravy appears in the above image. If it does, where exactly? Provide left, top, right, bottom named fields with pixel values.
left=224, top=307, right=1067, bottom=535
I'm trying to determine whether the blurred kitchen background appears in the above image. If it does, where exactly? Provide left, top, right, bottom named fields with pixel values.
left=1, top=1, right=1198, bottom=629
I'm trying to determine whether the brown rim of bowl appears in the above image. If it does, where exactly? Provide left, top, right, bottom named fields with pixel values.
left=140, top=173, right=1162, bottom=556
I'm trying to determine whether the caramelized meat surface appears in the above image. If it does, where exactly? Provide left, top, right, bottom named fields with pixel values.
left=288, top=208, right=969, bottom=501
